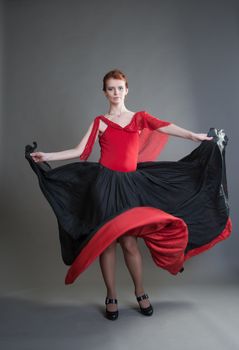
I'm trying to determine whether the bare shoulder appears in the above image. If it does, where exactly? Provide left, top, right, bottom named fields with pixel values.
left=98, top=118, right=107, bottom=135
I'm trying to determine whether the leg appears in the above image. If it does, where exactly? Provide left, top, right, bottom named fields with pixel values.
left=118, top=235, right=150, bottom=308
left=99, top=241, right=117, bottom=311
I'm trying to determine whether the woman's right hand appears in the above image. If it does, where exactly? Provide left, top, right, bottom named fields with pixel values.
left=30, top=152, right=48, bottom=163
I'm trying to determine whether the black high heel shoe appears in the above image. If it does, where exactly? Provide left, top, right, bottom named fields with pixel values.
left=136, top=293, right=153, bottom=316
left=105, top=297, right=118, bottom=320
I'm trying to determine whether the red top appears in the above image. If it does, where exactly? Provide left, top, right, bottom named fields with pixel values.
left=80, top=110, right=171, bottom=172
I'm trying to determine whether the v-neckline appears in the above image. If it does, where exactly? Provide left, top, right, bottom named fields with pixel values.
left=100, top=111, right=140, bottom=129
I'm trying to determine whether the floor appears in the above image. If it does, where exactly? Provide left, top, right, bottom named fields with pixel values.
left=1, top=275, right=239, bottom=350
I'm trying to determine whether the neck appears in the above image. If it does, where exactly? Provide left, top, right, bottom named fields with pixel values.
left=108, top=103, right=128, bottom=116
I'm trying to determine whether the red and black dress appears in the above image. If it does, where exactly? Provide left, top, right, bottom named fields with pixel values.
left=25, top=110, right=232, bottom=285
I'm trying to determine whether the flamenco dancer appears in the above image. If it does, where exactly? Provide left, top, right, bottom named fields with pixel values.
left=25, top=69, right=232, bottom=321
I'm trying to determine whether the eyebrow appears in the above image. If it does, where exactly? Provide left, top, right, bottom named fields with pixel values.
left=107, top=86, right=124, bottom=88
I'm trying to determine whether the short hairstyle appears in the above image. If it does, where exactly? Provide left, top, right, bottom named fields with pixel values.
left=103, top=69, right=128, bottom=91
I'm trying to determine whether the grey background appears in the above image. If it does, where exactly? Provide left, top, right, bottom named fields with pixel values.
left=1, top=0, right=238, bottom=291
left=0, top=1, right=239, bottom=349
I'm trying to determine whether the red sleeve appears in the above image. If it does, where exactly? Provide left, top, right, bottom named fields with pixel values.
left=141, top=111, right=171, bottom=130
left=137, top=111, right=171, bottom=162
left=79, top=117, right=100, bottom=160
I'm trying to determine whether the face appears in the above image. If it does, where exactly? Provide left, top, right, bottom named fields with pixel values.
left=104, top=78, right=128, bottom=104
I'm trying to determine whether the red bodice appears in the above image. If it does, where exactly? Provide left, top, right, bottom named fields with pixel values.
left=80, top=110, right=171, bottom=172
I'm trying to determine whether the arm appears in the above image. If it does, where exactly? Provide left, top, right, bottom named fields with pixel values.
left=30, top=120, right=98, bottom=162
left=143, top=111, right=212, bottom=142
left=158, top=123, right=213, bottom=142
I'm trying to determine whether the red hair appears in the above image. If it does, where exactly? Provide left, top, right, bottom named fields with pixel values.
left=103, top=69, right=128, bottom=91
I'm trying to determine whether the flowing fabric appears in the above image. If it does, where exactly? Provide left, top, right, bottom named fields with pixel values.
left=25, top=111, right=232, bottom=284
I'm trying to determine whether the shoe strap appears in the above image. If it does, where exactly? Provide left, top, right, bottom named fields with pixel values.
left=136, top=293, right=149, bottom=302
left=105, top=297, right=118, bottom=305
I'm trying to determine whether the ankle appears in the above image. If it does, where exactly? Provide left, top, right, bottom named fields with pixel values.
left=134, top=288, right=145, bottom=296
left=106, top=291, right=117, bottom=299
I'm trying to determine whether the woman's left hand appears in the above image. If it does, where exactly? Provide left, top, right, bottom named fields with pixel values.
left=191, top=133, right=213, bottom=142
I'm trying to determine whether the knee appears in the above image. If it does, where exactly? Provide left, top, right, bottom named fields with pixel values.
left=102, top=241, right=117, bottom=254
left=119, top=236, right=138, bottom=254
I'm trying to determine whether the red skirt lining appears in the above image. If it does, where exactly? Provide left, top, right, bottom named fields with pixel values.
left=65, top=207, right=232, bottom=285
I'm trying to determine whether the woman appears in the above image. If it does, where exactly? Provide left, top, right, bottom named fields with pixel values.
left=25, top=69, right=231, bottom=321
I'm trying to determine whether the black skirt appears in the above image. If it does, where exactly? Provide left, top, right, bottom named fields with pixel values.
left=25, top=128, right=232, bottom=284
